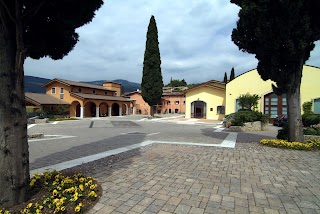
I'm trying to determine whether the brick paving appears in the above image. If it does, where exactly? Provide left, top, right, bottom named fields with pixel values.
left=87, top=144, right=320, bottom=214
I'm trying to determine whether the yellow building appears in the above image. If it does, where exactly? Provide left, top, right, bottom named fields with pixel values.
left=225, top=65, right=320, bottom=120
left=184, top=80, right=226, bottom=120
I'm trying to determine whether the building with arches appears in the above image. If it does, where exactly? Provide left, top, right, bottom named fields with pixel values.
left=26, top=78, right=133, bottom=118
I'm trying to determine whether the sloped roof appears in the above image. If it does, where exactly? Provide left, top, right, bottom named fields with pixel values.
left=42, top=78, right=116, bottom=92
left=70, top=92, right=132, bottom=102
left=184, top=80, right=225, bottom=93
left=25, top=93, right=69, bottom=106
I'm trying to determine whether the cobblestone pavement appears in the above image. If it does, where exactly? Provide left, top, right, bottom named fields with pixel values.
left=87, top=143, right=320, bottom=214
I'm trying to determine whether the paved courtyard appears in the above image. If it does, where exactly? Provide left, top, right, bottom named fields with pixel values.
left=87, top=144, right=320, bottom=214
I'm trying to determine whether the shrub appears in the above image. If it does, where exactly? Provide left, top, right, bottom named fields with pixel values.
left=260, top=139, right=320, bottom=150
left=303, top=127, right=317, bottom=135
left=302, top=114, right=320, bottom=127
left=302, top=101, right=313, bottom=114
left=231, top=111, right=269, bottom=126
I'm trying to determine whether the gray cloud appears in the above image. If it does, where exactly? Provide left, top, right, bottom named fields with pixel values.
left=24, top=0, right=320, bottom=85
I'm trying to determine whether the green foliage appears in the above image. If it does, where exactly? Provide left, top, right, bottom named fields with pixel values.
left=237, top=93, right=260, bottom=111
left=231, top=0, right=320, bottom=92
left=303, top=127, right=318, bottom=135
left=229, top=67, right=235, bottom=81
left=231, top=111, right=269, bottom=126
left=223, top=72, right=228, bottom=83
left=260, top=139, right=320, bottom=150
left=302, top=114, right=320, bottom=126
left=141, top=15, right=163, bottom=113
left=166, top=79, right=187, bottom=87
left=302, top=101, right=313, bottom=114
left=23, top=0, right=103, bottom=60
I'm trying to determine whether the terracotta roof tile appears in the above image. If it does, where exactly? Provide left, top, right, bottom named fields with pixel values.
left=25, top=93, right=69, bottom=105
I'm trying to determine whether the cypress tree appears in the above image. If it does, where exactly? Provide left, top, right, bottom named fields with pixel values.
left=223, top=72, right=228, bottom=83
left=230, top=67, right=235, bottom=81
left=141, top=15, right=163, bottom=116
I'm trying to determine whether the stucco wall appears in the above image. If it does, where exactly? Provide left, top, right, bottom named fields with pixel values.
left=128, top=93, right=150, bottom=115
left=185, top=86, right=225, bottom=120
left=162, top=95, right=186, bottom=114
left=225, top=65, right=320, bottom=115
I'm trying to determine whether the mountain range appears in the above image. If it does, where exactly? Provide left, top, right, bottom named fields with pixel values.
left=24, top=76, right=141, bottom=94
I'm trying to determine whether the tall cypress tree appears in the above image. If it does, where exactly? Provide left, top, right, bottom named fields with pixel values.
left=223, top=72, right=228, bottom=83
left=230, top=67, right=235, bottom=81
left=141, top=15, right=163, bottom=116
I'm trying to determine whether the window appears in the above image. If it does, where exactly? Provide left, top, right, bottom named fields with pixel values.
left=60, top=87, right=64, bottom=94
left=183, top=101, right=185, bottom=105
left=105, top=91, right=108, bottom=95
left=210, top=108, right=213, bottom=111
left=217, top=106, right=225, bottom=114
left=93, top=90, right=96, bottom=94
left=236, top=99, right=241, bottom=111
left=175, top=101, right=179, bottom=105
left=167, top=101, right=171, bottom=105
left=78, top=88, right=82, bottom=93
left=264, top=92, right=287, bottom=119
left=114, top=92, right=117, bottom=96
left=175, top=109, right=179, bottom=113
left=51, top=87, right=56, bottom=94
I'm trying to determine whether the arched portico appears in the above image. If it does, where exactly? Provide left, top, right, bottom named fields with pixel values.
left=122, top=103, right=129, bottom=115
left=84, top=101, right=97, bottom=117
left=70, top=101, right=81, bottom=117
left=191, top=101, right=207, bottom=118
left=99, top=102, right=109, bottom=117
left=112, top=103, right=120, bottom=116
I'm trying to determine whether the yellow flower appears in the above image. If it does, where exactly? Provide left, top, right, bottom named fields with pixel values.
left=88, top=191, right=97, bottom=198
left=52, top=189, right=58, bottom=196
left=88, top=180, right=93, bottom=185
left=36, top=209, right=41, bottom=214
left=90, top=184, right=97, bottom=190
left=27, top=203, right=33, bottom=208
left=61, top=206, right=65, bottom=211
left=78, top=202, right=83, bottom=207
left=79, top=184, right=84, bottom=191
left=75, top=206, right=81, bottom=212
left=79, top=177, right=85, bottom=183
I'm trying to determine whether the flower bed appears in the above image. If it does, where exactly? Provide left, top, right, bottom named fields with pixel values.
left=260, top=139, right=320, bottom=150
left=0, top=170, right=100, bottom=214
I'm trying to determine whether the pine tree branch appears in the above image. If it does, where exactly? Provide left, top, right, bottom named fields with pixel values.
left=0, top=0, right=15, bottom=22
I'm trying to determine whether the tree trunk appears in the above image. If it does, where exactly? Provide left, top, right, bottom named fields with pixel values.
left=0, top=0, right=30, bottom=207
left=286, top=59, right=304, bottom=142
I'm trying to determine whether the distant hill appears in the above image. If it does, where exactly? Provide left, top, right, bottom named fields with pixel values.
left=84, top=79, right=141, bottom=94
left=24, top=75, right=141, bottom=94
left=24, top=76, right=50, bottom=93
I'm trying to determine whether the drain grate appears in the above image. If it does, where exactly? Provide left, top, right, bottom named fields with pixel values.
left=127, top=132, right=145, bottom=135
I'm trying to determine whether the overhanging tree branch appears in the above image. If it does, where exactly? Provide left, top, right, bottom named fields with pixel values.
left=0, top=0, right=15, bottom=22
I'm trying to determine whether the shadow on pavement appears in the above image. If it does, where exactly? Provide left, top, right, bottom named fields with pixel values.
left=200, top=128, right=229, bottom=141
left=30, top=134, right=146, bottom=171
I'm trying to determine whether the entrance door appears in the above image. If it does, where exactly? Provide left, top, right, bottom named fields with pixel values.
left=191, top=101, right=206, bottom=118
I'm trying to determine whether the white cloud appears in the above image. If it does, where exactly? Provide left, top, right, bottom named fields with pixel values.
left=24, top=0, right=320, bottom=85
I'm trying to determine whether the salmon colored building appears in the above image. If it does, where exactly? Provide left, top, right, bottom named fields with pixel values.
left=123, top=87, right=186, bottom=115
left=26, top=78, right=134, bottom=118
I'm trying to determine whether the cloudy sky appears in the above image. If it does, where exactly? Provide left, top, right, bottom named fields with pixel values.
left=24, top=0, right=320, bottom=85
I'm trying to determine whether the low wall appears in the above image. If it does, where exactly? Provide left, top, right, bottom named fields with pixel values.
left=229, top=121, right=267, bottom=132
left=34, top=118, right=49, bottom=124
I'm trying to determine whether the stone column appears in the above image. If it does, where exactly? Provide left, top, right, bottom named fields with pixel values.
left=80, top=107, right=84, bottom=118
left=108, top=106, right=112, bottom=117
left=126, top=106, right=129, bottom=115
left=133, top=107, right=136, bottom=115
left=96, top=107, right=100, bottom=117
left=119, top=106, right=122, bottom=116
